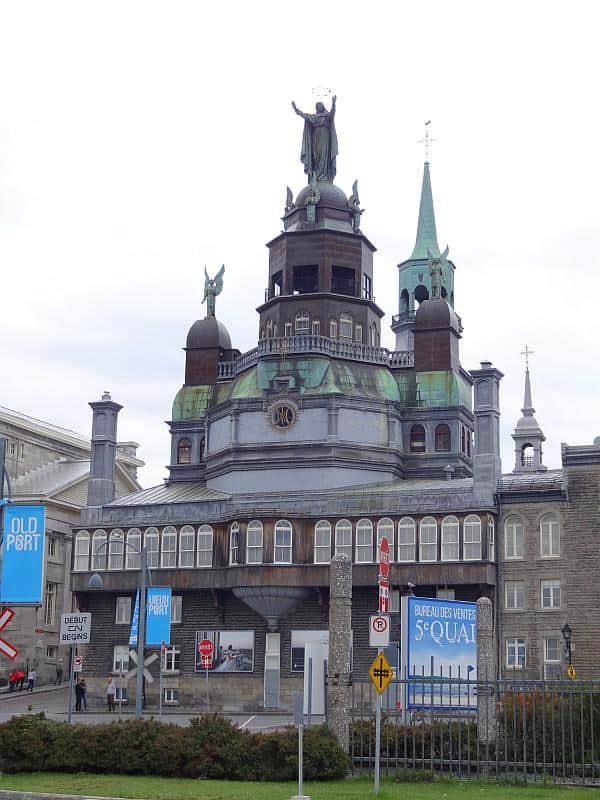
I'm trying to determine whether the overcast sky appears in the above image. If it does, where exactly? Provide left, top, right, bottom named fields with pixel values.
left=1, top=1, right=598, bottom=488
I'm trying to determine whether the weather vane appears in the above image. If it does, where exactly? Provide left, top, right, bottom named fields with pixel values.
left=418, top=120, right=436, bottom=162
left=520, top=345, right=534, bottom=370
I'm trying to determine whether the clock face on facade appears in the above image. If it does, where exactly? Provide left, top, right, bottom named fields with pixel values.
left=266, top=398, right=299, bottom=432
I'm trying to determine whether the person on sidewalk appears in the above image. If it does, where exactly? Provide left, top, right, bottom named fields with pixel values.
left=106, top=677, right=116, bottom=711
left=55, top=659, right=64, bottom=685
left=27, top=668, right=36, bottom=693
left=80, top=678, right=88, bottom=710
left=16, top=669, right=26, bottom=691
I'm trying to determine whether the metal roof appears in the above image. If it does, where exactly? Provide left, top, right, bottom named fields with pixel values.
left=498, top=470, right=563, bottom=493
left=12, top=460, right=90, bottom=496
left=107, top=482, right=231, bottom=507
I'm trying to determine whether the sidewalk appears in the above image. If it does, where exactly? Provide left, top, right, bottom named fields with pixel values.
left=0, top=683, right=66, bottom=700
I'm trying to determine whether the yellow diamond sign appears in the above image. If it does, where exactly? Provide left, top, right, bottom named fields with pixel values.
left=369, top=652, right=393, bottom=694
left=567, top=664, right=576, bottom=679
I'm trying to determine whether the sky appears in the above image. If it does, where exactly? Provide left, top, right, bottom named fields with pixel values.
left=1, top=1, right=598, bottom=488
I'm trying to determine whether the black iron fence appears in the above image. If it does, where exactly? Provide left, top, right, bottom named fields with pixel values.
left=350, top=676, right=600, bottom=784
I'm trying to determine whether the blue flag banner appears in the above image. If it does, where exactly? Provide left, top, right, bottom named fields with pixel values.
left=146, top=587, right=171, bottom=646
left=129, top=590, right=140, bottom=646
left=1, top=505, right=46, bottom=605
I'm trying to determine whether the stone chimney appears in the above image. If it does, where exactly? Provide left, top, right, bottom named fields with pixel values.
left=87, top=391, right=123, bottom=507
left=470, top=361, right=504, bottom=501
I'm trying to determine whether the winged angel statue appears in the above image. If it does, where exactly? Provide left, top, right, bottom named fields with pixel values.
left=203, top=265, right=225, bottom=318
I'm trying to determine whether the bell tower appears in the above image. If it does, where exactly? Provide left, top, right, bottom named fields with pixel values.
left=512, top=356, right=546, bottom=473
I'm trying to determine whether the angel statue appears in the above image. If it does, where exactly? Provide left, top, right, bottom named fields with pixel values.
left=203, top=265, right=225, bottom=318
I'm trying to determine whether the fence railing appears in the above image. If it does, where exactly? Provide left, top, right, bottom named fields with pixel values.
left=350, top=676, right=600, bottom=785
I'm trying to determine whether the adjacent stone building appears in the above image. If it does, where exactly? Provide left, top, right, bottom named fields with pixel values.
left=0, top=404, right=142, bottom=683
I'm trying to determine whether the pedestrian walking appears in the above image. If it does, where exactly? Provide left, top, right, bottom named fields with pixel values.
left=74, top=678, right=84, bottom=712
left=14, top=669, right=26, bottom=691
left=7, top=670, right=19, bottom=692
left=27, top=668, right=36, bottom=693
left=55, top=659, right=63, bottom=685
left=106, top=676, right=116, bottom=711
left=80, top=678, right=88, bottom=710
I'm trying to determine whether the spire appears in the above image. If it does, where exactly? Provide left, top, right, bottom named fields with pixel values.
left=522, top=367, right=535, bottom=416
left=410, top=162, right=441, bottom=260
left=512, top=355, right=546, bottom=473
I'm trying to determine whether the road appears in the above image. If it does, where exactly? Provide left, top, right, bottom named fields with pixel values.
left=0, top=686, right=319, bottom=730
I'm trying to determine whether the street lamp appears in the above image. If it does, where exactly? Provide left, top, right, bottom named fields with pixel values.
left=88, top=538, right=150, bottom=720
left=561, top=623, right=573, bottom=666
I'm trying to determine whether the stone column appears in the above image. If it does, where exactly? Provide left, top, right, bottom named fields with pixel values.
left=476, top=596, right=497, bottom=742
left=327, top=553, right=352, bottom=753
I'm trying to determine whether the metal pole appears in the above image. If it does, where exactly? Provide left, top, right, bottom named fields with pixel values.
left=374, top=648, right=382, bottom=796
left=206, top=663, right=209, bottom=711
left=307, top=657, right=313, bottom=725
left=67, top=645, right=74, bottom=724
left=135, top=546, right=147, bottom=719
left=298, top=721, right=304, bottom=798
left=159, top=648, right=163, bottom=720
left=118, top=672, right=123, bottom=721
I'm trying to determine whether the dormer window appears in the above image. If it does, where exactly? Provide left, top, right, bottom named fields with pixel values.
left=177, top=438, right=192, bottom=465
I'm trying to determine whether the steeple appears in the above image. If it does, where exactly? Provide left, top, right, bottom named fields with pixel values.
left=512, top=359, right=547, bottom=473
left=410, top=162, right=441, bottom=260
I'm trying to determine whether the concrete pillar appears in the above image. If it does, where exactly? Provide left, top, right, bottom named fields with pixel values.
left=476, top=596, right=497, bottom=742
left=87, top=392, right=122, bottom=507
left=327, top=553, right=352, bottom=753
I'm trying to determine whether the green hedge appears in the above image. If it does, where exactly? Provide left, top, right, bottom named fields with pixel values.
left=0, top=714, right=349, bottom=781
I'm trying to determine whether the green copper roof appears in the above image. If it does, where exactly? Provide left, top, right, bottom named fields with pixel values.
left=396, top=370, right=472, bottom=409
left=172, top=385, right=215, bottom=421
left=410, top=162, right=441, bottom=260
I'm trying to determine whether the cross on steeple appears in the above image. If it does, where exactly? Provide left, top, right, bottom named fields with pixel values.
left=520, top=345, right=534, bottom=370
left=418, top=120, right=436, bottom=162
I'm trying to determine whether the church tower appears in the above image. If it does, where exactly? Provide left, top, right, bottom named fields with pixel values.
left=512, top=362, right=546, bottom=473
left=392, top=161, right=455, bottom=351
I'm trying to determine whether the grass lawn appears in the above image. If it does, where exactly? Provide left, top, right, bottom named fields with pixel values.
left=1, top=773, right=600, bottom=800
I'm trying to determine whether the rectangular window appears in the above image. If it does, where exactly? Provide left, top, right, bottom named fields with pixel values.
left=246, top=526, right=263, bottom=564
left=354, top=324, right=363, bottom=343
left=541, top=518, right=560, bottom=557
left=543, top=637, right=562, bottom=678
left=505, top=581, right=525, bottom=610
left=43, top=582, right=57, bottom=625
left=505, top=522, right=524, bottom=559
left=329, top=319, right=338, bottom=339
left=46, top=645, right=57, bottom=660
left=113, top=645, right=130, bottom=673
left=171, top=595, right=182, bottom=624
left=163, top=645, right=181, bottom=672
left=284, top=321, right=293, bottom=337
left=339, top=316, right=353, bottom=340
left=541, top=579, right=561, bottom=609
left=115, top=596, right=132, bottom=624
left=163, top=688, right=179, bottom=704
left=488, top=520, right=495, bottom=562
left=506, top=638, right=526, bottom=669
left=312, top=320, right=320, bottom=336
left=363, top=274, right=372, bottom=301
left=47, top=536, right=57, bottom=557
left=116, top=685, right=128, bottom=703
left=291, top=630, right=329, bottom=672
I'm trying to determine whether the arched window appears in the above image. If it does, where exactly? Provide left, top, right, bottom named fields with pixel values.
left=335, top=519, right=352, bottom=559
left=197, top=525, right=213, bottom=568
left=314, top=520, right=332, bottom=563
left=441, top=516, right=459, bottom=561
left=354, top=323, right=363, bottom=343
left=266, top=319, right=273, bottom=338
left=274, top=520, right=293, bottom=564
left=91, top=530, right=107, bottom=571
left=284, top=321, right=293, bottom=336
left=398, top=517, right=416, bottom=562
left=108, top=529, right=124, bottom=570
left=295, top=311, right=309, bottom=333
left=435, top=424, right=451, bottom=452
left=246, top=520, right=263, bottom=564
left=125, top=529, right=141, bottom=570
left=312, top=319, right=320, bottom=336
left=410, top=424, right=426, bottom=453
left=229, top=522, right=240, bottom=565
left=419, top=517, right=437, bottom=562
left=399, top=288, right=410, bottom=314
left=504, top=516, right=524, bottom=559
left=74, top=531, right=90, bottom=571
left=377, top=518, right=395, bottom=561
left=540, top=513, right=560, bottom=557
left=329, top=318, right=338, bottom=339
left=144, top=528, right=159, bottom=569
left=463, top=515, right=482, bottom=560
left=355, top=518, right=373, bottom=563
left=339, top=313, right=353, bottom=341
left=161, top=526, right=177, bottom=568
left=179, top=525, right=195, bottom=567
left=177, top=438, right=192, bottom=465
left=488, top=517, right=495, bottom=562
left=521, top=444, right=535, bottom=467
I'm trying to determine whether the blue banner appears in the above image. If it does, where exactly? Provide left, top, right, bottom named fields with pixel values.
left=404, top=596, right=476, bottom=710
left=1, top=505, right=45, bottom=605
left=145, top=587, right=171, bottom=647
left=129, top=590, right=140, bottom=646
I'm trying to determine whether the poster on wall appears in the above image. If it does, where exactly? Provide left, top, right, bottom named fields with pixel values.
left=401, top=595, right=477, bottom=710
left=1, top=505, right=45, bottom=605
left=195, top=630, right=254, bottom=672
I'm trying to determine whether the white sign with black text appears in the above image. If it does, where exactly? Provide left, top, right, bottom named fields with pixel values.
left=369, top=614, right=391, bottom=647
left=60, top=613, right=92, bottom=644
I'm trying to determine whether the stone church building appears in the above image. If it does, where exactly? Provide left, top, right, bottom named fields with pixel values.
left=69, top=101, right=599, bottom=710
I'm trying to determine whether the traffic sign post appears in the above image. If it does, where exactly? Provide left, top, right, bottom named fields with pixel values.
left=567, top=664, right=576, bottom=680
left=63, top=614, right=91, bottom=726
left=373, top=537, right=391, bottom=797
left=369, top=614, right=390, bottom=648
left=199, top=639, right=214, bottom=711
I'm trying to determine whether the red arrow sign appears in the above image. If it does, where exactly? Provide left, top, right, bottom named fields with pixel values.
left=0, top=608, right=19, bottom=660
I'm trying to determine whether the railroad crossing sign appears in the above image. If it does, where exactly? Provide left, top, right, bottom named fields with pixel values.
left=567, top=664, right=576, bottom=679
left=0, top=607, right=19, bottom=660
left=127, top=650, right=159, bottom=683
left=369, top=614, right=391, bottom=647
left=369, top=652, right=393, bottom=695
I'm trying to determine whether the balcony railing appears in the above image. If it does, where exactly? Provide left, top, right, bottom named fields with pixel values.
left=217, top=335, right=413, bottom=379
left=391, top=311, right=416, bottom=325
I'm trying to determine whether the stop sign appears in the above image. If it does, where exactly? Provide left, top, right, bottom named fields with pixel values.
left=198, top=638, right=214, bottom=657
left=379, top=537, right=390, bottom=579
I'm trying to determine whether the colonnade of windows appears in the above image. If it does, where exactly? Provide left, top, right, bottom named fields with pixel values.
left=261, top=312, right=379, bottom=346
left=74, top=514, right=492, bottom=571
